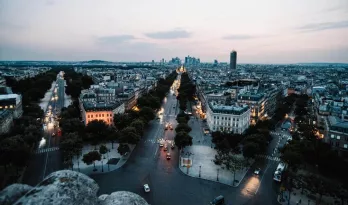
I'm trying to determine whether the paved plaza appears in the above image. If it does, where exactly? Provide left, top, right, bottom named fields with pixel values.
left=71, top=143, right=134, bottom=175
left=180, top=145, right=250, bottom=187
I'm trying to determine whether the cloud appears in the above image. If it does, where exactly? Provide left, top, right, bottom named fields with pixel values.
left=0, top=21, right=27, bottom=31
left=222, top=35, right=255, bottom=40
left=97, top=35, right=136, bottom=44
left=298, top=20, right=348, bottom=32
left=145, top=29, right=191, bottom=39
left=46, top=0, right=55, bottom=6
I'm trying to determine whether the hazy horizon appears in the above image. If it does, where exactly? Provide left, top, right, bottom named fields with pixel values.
left=1, top=0, right=348, bottom=63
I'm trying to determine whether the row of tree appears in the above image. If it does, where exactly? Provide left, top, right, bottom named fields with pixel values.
left=174, top=112, right=193, bottom=150
left=177, top=73, right=196, bottom=111
left=59, top=70, right=178, bottom=169
left=137, top=71, right=178, bottom=110
left=1, top=71, right=59, bottom=185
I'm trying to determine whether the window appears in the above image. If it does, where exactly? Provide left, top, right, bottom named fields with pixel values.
left=9, top=105, right=13, bottom=108
left=87, top=115, right=90, bottom=118
left=344, top=144, right=348, bottom=149
left=346, top=137, right=348, bottom=142
left=102, top=114, right=104, bottom=117
left=337, top=136, right=341, bottom=140
left=214, top=116, right=216, bottom=119
left=0, top=106, right=2, bottom=109
left=91, top=114, right=93, bottom=118
left=331, top=134, right=335, bottom=138
left=336, top=142, right=339, bottom=147
left=5, top=106, right=8, bottom=109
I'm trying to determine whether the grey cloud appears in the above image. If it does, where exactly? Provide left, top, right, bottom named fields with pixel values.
left=222, top=35, right=255, bottom=40
left=298, top=20, right=348, bottom=32
left=0, top=21, right=27, bottom=31
left=97, top=35, right=136, bottom=44
left=145, top=29, right=191, bottom=39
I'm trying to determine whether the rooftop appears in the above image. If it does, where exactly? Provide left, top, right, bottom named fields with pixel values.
left=208, top=101, right=249, bottom=115
left=83, top=101, right=122, bottom=112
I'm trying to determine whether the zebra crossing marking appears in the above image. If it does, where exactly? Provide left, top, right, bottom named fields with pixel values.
left=257, top=154, right=281, bottom=162
left=36, top=147, right=60, bottom=154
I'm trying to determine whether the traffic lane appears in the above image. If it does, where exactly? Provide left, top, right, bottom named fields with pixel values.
left=246, top=161, right=280, bottom=205
left=150, top=168, right=247, bottom=205
left=44, top=151, right=63, bottom=178
left=22, top=153, right=46, bottom=186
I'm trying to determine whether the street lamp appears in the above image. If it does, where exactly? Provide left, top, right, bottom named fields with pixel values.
left=199, top=166, right=201, bottom=178
left=217, top=168, right=220, bottom=181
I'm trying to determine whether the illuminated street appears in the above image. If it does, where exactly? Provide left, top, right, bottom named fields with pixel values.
left=22, top=72, right=66, bottom=186
left=91, top=70, right=280, bottom=205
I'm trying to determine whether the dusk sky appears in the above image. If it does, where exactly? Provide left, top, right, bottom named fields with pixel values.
left=0, top=0, right=348, bottom=63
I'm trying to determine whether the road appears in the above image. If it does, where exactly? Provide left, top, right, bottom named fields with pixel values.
left=91, top=73, right=282, bottom=205
left=22, top=72, right=66, bottom=186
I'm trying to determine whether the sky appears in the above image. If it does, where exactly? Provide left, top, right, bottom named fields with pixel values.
left=0, top=0, right=348, bottom=63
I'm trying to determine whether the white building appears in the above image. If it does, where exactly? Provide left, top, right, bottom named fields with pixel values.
left=206, top=101, right=250, bottom=134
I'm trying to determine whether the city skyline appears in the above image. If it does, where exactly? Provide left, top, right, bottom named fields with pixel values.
left=1, top=0, right=348, bottom=63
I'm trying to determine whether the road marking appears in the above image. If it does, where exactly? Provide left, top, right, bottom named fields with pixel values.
left=255, top=162, right=271, bottom=194
left=36, top=146, right=60, bottom=154
left=257, top=155, right=280, bottom=162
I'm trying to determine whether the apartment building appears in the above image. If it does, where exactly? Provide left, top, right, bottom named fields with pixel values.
left=206, top=101, right=250, bottom=134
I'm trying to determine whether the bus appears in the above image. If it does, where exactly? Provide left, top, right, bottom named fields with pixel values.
left=273, top=162, right=287, bottom=182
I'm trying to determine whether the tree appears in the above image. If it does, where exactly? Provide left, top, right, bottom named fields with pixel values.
left=214, top=150, right=245, bottom=186
left=0, top=135, right=30, bottom=174
left=139, top=106, right=155, bottom=122
left=107, top=128, right=119, bottom=149
left=114, top=114, right=133, bottom=130
left=117, top=144, right=130, bottom=156
left=119, top=127, right=140, bottom=144
left=130, top=119, right=145, bottom=135
left=85, top=120, right=109, bottom=144
left=242, top=142, right=260, bottom=159
left=99, top=145, right=108, bottom=172
left=82, top=151, right=101, bottom=171
left=60, top=132, right=83, bottom=170
left=174, top=131, right=192, bottom=149
left=280, top=149, right=302, bottom=171
left=175, top=123, right=192, bottom=133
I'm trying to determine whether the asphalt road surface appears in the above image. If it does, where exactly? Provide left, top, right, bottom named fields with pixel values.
left=92, top=73, right=281, bottom=205
left=22, top=73, right=65, bottom=186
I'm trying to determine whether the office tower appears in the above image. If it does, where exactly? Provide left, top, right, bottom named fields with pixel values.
left=230, top=50, right=237, bottom=70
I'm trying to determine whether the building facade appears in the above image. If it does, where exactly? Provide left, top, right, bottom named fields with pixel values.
left=0, top=94, right=23, bottom=119
left=325, top=116, right=348, bottom=156
left=230, top=51, right=237, bottom=70
left=0, top=110, right=14, bottom=134
left=237, top=92, right=265, bottom=125
left=80, top=101, right=125, bottom=126
left=206, top=101, right=250, bottom=134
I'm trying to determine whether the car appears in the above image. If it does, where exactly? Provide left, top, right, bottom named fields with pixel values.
left=143, top=184, right=150, bottom=192
left=166, top=152, right=171, bottom=159
left=254, top=168, right=261, bottom=175
left=52, top=133, right=56, bottom=137
left=169, top=125, right=173, bottom=130
left=171, top=143, right=175, bottom=149
left=164, top=146, right=168, bottom=151
left=159, top=143, right=164, bottom=147
left=210, top=195, right=224, bottom=205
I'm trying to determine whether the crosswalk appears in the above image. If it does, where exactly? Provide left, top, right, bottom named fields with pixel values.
left=257, top=154, right=281, bottom=162
left=143, top=139, right=158, bottom=144
left=36, top=147, right=59, bottom=154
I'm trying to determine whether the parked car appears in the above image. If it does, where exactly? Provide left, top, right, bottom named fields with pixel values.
left=254, top=168, right=261, bottom=175
left=164, top=145, right=168, bottom=151
left=166, top=152, right=171, bottom=159
left=210, top=195, right=224, bottom=205
left=143, top=184, right=150, bottom=192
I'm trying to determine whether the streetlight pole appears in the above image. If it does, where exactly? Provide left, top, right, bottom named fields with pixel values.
left=217, top=168, right=219, bottom=181
left=199, top=166, right=201, bottom=178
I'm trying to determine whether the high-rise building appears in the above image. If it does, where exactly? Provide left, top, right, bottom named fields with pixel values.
left=230, top=50, right=237, bottom=70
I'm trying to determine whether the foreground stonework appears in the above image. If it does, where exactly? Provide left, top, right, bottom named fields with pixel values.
left=0, top=170, right=149, bottom=205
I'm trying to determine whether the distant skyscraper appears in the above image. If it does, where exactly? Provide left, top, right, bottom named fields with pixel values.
left=230, top=51, right=237, bottom=70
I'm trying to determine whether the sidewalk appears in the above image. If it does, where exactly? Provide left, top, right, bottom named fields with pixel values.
left=71, top=143, right=134, bottom=175
left=278, top=188, right=337, bottom=205
left=39, top=81, right=57, bottom=112
left=179, top=145, right=250, bottom=187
